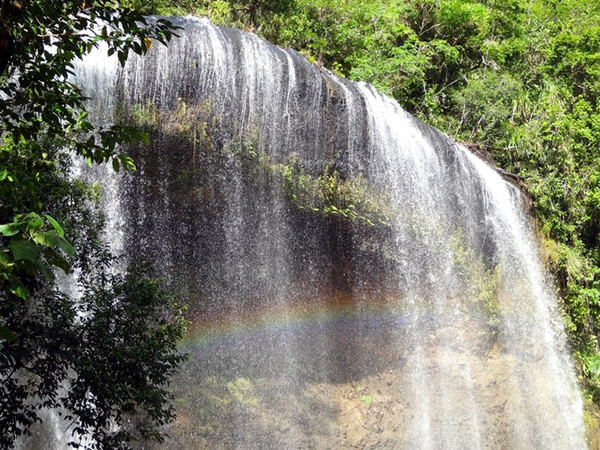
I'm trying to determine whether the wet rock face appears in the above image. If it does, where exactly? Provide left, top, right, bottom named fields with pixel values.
left=160, top=309, right=575, bottom=450
left=75, top=17, right=585, bottom=449
left=115, top=17, right=501, bottom=309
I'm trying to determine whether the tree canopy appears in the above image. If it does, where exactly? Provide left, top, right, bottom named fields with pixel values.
left=0, top=1, right=186, bottom=448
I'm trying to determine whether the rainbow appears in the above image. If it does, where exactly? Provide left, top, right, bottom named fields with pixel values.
left=178, top=289, right=501, bottom=350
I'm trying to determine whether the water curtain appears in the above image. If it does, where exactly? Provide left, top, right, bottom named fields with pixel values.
left=74, top=17, right=585, bottom=449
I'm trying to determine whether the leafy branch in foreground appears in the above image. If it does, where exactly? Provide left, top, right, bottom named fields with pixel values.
left=0, top=1, right=187, bottom=448
left=0, top=0, right=175, bottom=165
left=0, top=0, right=177, bottom=308
left=1, top=254, right=188, bottom=449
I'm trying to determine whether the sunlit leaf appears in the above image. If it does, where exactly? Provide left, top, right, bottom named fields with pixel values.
left=9, top=278, right=28, bottom=299
left=44, top=214, right=65, bottom=238
left=26, top=213, right=44, bottom=229
left=0, top=223, right=20, bottom=237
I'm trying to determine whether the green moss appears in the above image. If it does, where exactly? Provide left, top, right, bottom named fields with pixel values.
left=226, top=377, right=259, bottom=407
left=132, top=102, right=397, bottom=229
left=273, top=156, right=393, bottom=227
left=172, top=374, right=260, bottom=438
left=583, top=394, right=600, bottom=448
left=451, top=232, right=502, bottom=329
left=360, top=393, right=375, bottom=406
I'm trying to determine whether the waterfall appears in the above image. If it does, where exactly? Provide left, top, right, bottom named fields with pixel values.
left=71, top=16, right=584, bottom=449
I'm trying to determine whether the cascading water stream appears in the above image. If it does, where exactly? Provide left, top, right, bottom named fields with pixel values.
left=68, top=16, right=586, bottom=449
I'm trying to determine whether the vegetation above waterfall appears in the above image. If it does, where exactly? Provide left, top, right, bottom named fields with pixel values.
left=0, top=2, right=186, bottom=448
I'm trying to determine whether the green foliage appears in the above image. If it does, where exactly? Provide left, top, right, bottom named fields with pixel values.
left=230, top=142, right=394, bottom=228
left=1, top=257, right=188, bottom=449
left=0, top=0, right=176, bottom=299
left=581, top=352, right=600, bottom=403
left=0, top=138, right=189, bottom=448
left=0, top=1, right=186, bottom=447
left=0, top=138, right=78, bottom=298
left=0, top=141, right=189, bottom=448
left=276, top=157, right=392, bottom=227
left=452, top=232, right=502, bottom=329
left=0, top=138, right=76, bottom=304
left=448, top=71, right=523, bottom=147
left=127, top=96, right=394, bottom=229
left=0, top=1, right=175, bottom=156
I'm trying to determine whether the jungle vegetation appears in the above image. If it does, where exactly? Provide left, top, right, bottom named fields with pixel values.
left=0, top=1, right=185, bottom=448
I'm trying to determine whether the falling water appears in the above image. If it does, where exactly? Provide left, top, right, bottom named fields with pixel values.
left=71, top=16, right=585, bottom=449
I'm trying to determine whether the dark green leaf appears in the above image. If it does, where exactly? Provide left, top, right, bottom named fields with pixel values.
left=43, top=247, right=70, bottom=273
left=0, top=325, right=16, bottom=341
left=36, top=261, right=56, bottom=282
left=9, top=240, right=39, bottom=261
left=9, top=278, right=28, bottom=299
left=57, top=236, right=76, bottom=258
